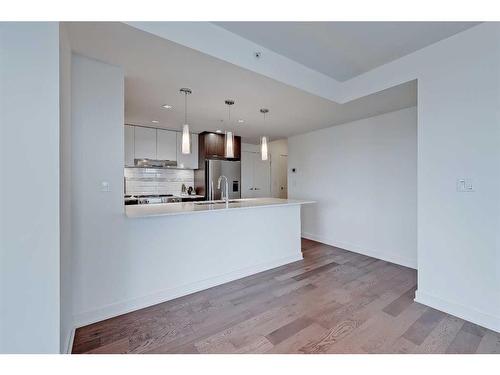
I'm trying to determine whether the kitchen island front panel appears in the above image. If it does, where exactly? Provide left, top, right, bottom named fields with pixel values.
left=73, top=202, right=304, bottom=328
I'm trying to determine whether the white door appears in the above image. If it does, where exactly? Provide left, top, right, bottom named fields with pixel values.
left=252, top=154, right=271, bottom=197
left=278, top=154, right=288, bottom=198
left=241, top=151, right=270, bottom=198
left=134, top=126, right=156, bottom=160
left=124, top=125, right=135, bottom=166
left=157, top=129, right=177, bottom=161
left=176, top=132, right=198, bottom=169
left=241, top=151, right=255, bottom=198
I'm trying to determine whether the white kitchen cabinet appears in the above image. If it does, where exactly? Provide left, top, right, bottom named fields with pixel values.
left=157, top=129, right=177, bottom=161
left=241, top=151, right=270, bottom=198
left=176, top=132, right=198, bottom=169
left=124, top=125, right=135, bottom=166
left=125, top=125, right=199, bottom=169
left=134, top=126, right=156, bottom=160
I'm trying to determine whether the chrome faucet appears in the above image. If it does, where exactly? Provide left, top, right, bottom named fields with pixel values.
left=217, top=175, right=229, bottom=206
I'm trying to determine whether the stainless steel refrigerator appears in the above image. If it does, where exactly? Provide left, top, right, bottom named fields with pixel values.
left=194, top=159, right=241, bottom=200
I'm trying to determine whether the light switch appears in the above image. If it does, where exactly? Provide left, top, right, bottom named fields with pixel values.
left=456, top=178, right=474, bottom=192
left=100, top=181, right=111, bottom=192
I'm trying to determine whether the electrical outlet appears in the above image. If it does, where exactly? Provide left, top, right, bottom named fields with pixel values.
left=100, top=181, right=111, bottom=192
left=456, top=178, right=474, bottom=192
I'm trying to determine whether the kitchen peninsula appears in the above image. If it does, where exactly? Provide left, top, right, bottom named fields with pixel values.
left=73, top=194, right=313, bottom=327
left=117, top=198, right=314, bottom=323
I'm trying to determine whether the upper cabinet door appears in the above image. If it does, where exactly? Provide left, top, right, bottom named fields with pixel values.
left=204, top=132, right=225, bottom=158
left=157, top=129, right=177, bottom=161
left=134, top=126, right=157, bottom=160
left=124, top=125, right=135, bottom=166
left=231, top=136, right=241, bottom=160
left=176, top=132, right=198, bottom=169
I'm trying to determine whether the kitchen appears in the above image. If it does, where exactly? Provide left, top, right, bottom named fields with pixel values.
left=123, top=91, right=293, bottom=212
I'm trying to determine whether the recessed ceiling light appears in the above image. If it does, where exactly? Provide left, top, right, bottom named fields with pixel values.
left=162, top=104, right=173, bottom=109
left=216, top=129, right=222, bottom=133
left=238, top=119, right=244, bottom=123
left=151, top=120, right=159, bottom=124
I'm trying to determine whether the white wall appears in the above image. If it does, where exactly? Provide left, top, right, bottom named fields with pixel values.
left=289, top=107, right=417, bottom=268
left=0, top=22, right=60, bottom=353
left=289, top=23, right=500, bottom=332
left=69, top=55, right=302, bottom=330
left=412, top=25, right=500, bottom=332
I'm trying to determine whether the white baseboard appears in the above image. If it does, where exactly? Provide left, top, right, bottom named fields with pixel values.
left=302, top=232, right=417, bottom=269
left=65, top=328, right=75, bottom=354
left=415, top=290, right=500, bottom=333
left=72, top=253, right=303, bottom=329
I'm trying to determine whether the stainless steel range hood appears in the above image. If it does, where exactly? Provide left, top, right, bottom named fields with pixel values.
left=134, top=158, right=178, bottom=169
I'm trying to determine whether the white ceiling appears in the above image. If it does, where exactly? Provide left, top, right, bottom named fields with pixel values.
left=214, top=22, right=480, bottom=81
left=67, top=22, right=417, bottom=143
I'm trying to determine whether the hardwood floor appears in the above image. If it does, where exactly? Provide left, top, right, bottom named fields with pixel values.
left=72, top=239, right=500, bottom=354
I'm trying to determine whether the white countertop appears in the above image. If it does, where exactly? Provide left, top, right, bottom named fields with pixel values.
left=125, top=198, right=314, bottom=218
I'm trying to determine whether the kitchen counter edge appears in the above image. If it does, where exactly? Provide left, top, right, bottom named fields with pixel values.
left=125, top=198, right=315, bottom=218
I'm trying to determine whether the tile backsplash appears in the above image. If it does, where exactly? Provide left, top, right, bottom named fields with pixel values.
left=124, top=168, right=195, bottom=196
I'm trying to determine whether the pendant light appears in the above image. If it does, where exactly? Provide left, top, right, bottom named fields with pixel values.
left=179, top=88, right=192, bottom=154
left=260, top=108, right=269, bottom=161
left=224, top=99, right=235, bottom=158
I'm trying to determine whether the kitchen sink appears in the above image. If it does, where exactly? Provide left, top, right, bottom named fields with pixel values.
left=194, top=200, right=239, bottom=205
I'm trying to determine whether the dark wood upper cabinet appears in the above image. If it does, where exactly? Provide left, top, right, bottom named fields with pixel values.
left=231, top=136, right=241, bottom=160
left=204, top=132, right=225, bottom=158
left=199, top=132, right=241, bottom=162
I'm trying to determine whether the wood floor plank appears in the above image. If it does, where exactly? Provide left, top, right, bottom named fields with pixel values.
left=446, top=322, right=485, bottom=354
left=267, top=323, right=327, bottom=354
left=382, top=288, right=416, bottom=317
left=85, top=338, right=129, bottom=354
left=300, top=286, right=416, bottom=354
left=72, top=238, right=496, bottom=354
left=235, top=336, right=274, bottom=354
left=386, top=336, right=417, bottom=354
left=328, top=300, right=426, bottom=353
left=292, top=261, right=340, bottom=281
left=402, top=308, right=446, bottom=345
left=266, top=316, right=315, bottom=345
left=476, top=331, right=500, bottom=353
left=413, top=315, right=464, bottom=354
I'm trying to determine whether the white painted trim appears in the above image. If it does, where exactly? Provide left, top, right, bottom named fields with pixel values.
left=73, top=254, right=303, bottom=329
left=415, top=290, right=500, bottom=333
left=302, top=232, right=417, bottom=269
left=65, top=328, right=75, bottom=354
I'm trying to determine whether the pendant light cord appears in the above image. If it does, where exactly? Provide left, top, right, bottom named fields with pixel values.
left=184, top=91, right=188, bottom=124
